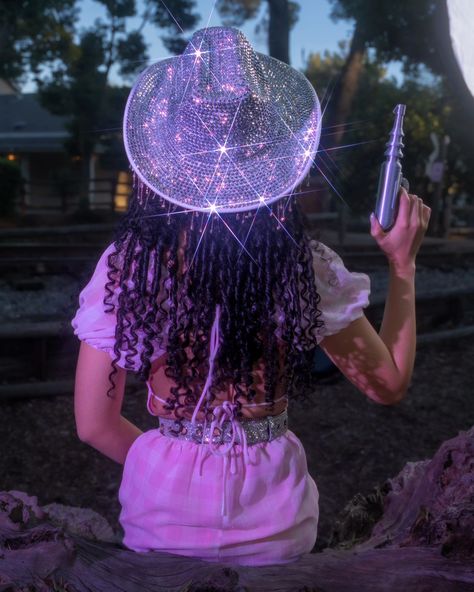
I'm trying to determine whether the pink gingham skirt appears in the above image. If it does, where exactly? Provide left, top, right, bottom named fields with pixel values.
left=118, top=421, right=319, bottom=566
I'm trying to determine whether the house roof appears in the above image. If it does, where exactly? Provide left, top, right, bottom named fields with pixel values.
left=0, top=94, right=70, bottom=153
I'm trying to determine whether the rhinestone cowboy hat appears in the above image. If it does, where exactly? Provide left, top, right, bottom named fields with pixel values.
left=123, top=26, right=321, bottom=213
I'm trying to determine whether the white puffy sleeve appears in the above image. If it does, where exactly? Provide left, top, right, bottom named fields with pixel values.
left=71, top=243, right=168, bottom=370
left=70, top=243, right=119, bottom=360
left=71, top=243, right=168, bottom=369
left=309, top=239, right=371, bottom=343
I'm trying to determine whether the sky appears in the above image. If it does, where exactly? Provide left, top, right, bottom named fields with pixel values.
left=77, top=0, right=401, bottom=82
left=79, top=0, right=355, bottom=70
left=22, top=0, right=403, bottom=92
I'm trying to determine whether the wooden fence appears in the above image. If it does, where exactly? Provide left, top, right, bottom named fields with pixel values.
left=17, top=176, right=132, bottom=214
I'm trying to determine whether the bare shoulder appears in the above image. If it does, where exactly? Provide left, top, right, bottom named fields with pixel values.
left=318, top=314, right=405, bottom=405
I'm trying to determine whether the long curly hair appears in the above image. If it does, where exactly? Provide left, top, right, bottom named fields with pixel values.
left=103, top=181, right=326, bottom=423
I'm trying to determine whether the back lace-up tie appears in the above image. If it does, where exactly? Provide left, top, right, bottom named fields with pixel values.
left=151, top=303, right=288, bottom=520
left=205, top=400, right=251, bottom=519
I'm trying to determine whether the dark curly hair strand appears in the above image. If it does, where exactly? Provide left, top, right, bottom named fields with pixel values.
left=103, top=183, right=326, bottom=426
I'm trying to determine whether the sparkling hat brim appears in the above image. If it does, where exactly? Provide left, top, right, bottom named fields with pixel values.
left=123, top=31, right=321, bottom=213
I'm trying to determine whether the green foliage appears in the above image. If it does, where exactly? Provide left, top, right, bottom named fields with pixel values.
left=146, top=0, right=199, bottom=53
left=216, top=0, right=262, bottom=26
left=0, top=0, right=77, bottom=83
left=304, top=43, right=348, bottom=97
left=216, top=0, right=300, bottom=36
left=0, top=159, right=22, bottom=217
left=305, top=49, right=457, bottom=215
left=117, top=31, right=148, bottom=77
left=319, top=0, right=474, bottom=213
left=97, top=0, right=136, bottom=19
left=38, top=30, right=109, bottom=160
left=147, top=0, right=199, bottom=30
left=34, top=0, right=198, bottom=178
left=328, top=0, right=439, bottom=76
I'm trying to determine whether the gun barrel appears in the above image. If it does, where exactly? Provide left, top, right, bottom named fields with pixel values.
left=375, top=104, right=407, bottom=232
left=385, top=103, right=406, bottom=159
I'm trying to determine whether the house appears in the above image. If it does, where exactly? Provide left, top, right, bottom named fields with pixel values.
left=0, top=80, right=130, bottom=214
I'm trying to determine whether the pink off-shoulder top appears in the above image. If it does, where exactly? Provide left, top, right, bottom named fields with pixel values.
left=71, top=239, right=371, bottom=412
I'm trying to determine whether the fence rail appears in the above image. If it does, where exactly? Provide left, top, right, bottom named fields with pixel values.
left=19, top=176, right=132, bottom=213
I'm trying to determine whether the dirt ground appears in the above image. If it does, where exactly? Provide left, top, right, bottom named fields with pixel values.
left=1, top=334, right=473, bottom=552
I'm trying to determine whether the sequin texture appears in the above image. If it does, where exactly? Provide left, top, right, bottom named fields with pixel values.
left=123, top=26, right=321, bottom=213
left=158, top=409, right=288, bottom=446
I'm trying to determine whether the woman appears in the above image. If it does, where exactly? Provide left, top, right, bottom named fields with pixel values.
left=72, top=26, right=430, bottom=566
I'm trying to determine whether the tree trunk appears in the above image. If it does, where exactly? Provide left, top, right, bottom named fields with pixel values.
left=324, top=21, right=366, bottom=149
left=317, top=22, right=366, bottom=247
left=267, top=0, right=290, bottom=64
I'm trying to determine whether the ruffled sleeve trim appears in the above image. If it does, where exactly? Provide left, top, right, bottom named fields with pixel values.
left=70, top=242, right=118, bottom=358
left=309, top=239, right=371, bottom=343
left=71, top=242, right=169, bottom=370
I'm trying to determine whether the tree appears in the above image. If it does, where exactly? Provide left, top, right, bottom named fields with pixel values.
left=0, top=0, right=77, bottom=83
left=216, top=0, right=300, bottom=64
left=305, top=47, right=456, bottom=217
left=143, top=0, right=200, bottom=54
left=325, top=0, right=474, bottom=148
left=31, top=0, right=199, bottom=207
left=313, top=0, right=474, bottom=237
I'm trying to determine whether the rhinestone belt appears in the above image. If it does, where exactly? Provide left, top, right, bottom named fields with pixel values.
left=158, top=408, right=288, bottom=447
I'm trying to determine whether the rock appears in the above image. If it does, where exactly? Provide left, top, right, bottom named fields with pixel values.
left=0, top=490, right=46, bottom=530
left=329, top=426, right=474, bottom=560
left=41, top=502, right=120, bottom=544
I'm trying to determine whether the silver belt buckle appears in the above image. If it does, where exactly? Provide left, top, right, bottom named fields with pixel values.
left=268, top=411, right=288, bottom=440
left=159, top=410, right=288, bottom=445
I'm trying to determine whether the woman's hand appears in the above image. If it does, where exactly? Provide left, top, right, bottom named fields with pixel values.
left=370, top=188, right=431, bottom=270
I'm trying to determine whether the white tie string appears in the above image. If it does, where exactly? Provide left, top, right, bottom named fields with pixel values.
left=188, top=303, right=251, bottom=517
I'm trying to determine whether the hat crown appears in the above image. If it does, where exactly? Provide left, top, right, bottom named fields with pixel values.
left=123, top=26, right=321, bottom=212
left=176, top=27, right=268, bottom=104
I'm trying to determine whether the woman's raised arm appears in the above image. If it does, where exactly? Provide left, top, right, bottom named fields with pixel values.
left=320, top=261, right=415, bottom=405
left=319, top=189, right=430, bottom=405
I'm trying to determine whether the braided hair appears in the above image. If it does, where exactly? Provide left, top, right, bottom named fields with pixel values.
left=103, top=185, right=325, bottom=423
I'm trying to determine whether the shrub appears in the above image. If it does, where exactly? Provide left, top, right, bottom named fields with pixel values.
left=0, top=158, right=22, bottom=217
